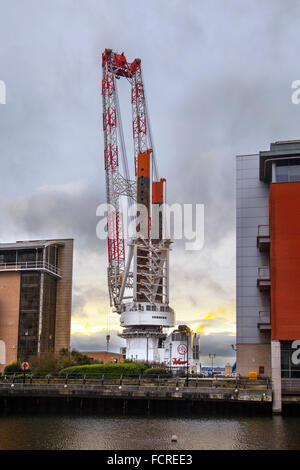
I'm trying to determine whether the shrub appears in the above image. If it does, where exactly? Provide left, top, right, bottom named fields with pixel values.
left=4, top=361, right=22, bottom=374
left=33, top=357, right=60, bottom=376
left=69, top=350, right=97, bottom=365
left=59, top=362, right=147, bottom=377
left=28, top=349, right=99, bottom=376
left=143, top=367, right=172, bottom=377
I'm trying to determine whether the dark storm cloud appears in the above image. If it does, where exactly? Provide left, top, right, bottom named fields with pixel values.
left=1, top=178, right=106, bottom=252
left=1, top=0, right=300, bottom=249
left=200, top=333, right=236, bottom=358
left=71, top=330, right=124, bottom=353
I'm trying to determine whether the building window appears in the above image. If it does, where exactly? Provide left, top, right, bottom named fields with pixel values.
left=281, top=341, right=300, bottom=378
left=19, top=249, right=37, bottom=263
left=18, top=272, right=41, bottom=361
left=171, top=333, right=186, bottom=342
left=276, top=164, right=300, bottom=183
left=40, top=274, right=57, bottom=353
left=193, top=344, right=200, bottom=360
left=0, top=250, right=17, bottom=264
left=18, top=271, right=58, bottom=360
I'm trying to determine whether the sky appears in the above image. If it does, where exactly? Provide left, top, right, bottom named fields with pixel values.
left=1, top=0, right=300, bottom=366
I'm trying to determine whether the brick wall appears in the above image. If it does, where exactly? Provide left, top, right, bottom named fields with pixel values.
left=237, top=343, right=271, bottom=377
left=0, top=272, right=20, bottom=373
left=54, top=239, right=73, bottom=352
left=84, top=351, right=124, bottom=364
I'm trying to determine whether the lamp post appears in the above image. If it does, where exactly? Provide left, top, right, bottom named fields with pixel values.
left=106, top=334, right=110, bottom=353
left=209, top=353, right=216, bottom=377
left=186, top=330, right=189, bottom=387
left=146, top=334, right=150, bottom=363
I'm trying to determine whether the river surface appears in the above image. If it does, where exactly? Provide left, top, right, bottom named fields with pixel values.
left=1, top=413, right=300, bottom=450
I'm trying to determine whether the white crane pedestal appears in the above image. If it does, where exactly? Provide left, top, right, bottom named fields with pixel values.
left=119, top=301, right=174, bottom=362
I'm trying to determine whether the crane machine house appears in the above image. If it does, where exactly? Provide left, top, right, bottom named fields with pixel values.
left=101, top=49, right=200, bottom=371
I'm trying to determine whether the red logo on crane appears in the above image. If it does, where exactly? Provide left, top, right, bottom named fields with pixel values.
left=173, top=358, right=188, bottom=365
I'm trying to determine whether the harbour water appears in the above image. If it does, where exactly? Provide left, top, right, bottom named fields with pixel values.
left=0, top=413, right=300, bottom=450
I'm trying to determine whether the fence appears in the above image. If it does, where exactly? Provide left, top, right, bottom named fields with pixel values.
left=0, top=373, right=271, bottom=390
left=281, top=378, right=300, bottom=394
left=0, top=260, right=61, bottom=277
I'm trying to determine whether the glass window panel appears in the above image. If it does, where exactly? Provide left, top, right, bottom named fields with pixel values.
left=40, top=274, right=57, bottom=353
left=276, top=164, right=300, bottom=183
left=276, top=165, right=289, bottom=182
left=19, top=250, right=37, bottom=263
left=289, top=165, right=300, bottom=182
left=0, top=250, right=17, bottom=264
left=18, top=272, right=40, bottom=361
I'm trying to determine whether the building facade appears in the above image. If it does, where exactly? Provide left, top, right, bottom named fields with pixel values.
left=236, top=141, right=300, bottom=411
left=0, top=239, right=73, bottom=372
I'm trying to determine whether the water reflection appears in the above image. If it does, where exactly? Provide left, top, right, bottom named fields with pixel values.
left=0, top=414, right=300, bottom=450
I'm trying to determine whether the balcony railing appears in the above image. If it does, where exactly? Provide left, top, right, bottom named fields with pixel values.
left=258, top=266, right=270, bottom=278
left=0, top=261, right=61, bottom=278
left=257, top=311, right=271, bottom=331
left=258, top=225, right=270, bottom=237
left=257, top=224, right=270, bottom=252
left=257, top=266, right=270, bottom=290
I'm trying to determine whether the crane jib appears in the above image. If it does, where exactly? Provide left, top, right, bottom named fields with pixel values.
left=101, top=48, right=167, bottom=315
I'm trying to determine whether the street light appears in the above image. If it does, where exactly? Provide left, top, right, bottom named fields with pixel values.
left=106, top=334, right=110, bottom=352
left=209, top=353, right=216, bottom=377
left=146, top=334, right=150, bottom=363
left=186, top=330, right=189, bottom=387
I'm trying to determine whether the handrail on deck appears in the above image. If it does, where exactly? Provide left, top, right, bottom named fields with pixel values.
left=0, top=373, right=271, bottom=390
left=0, top=260, right=61, bottom=276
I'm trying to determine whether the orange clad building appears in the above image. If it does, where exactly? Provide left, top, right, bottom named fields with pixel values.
left=236, top=140, right=300, bottom=413
left=270, top=183, right=300, bottom=340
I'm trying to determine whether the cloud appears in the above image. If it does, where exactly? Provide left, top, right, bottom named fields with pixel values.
left=1, top=0, right=300, bottom=357
left=1, top=179, right=105, bottom=253
left=199, top=332, right=236, bottom=360
left=71, top=329, right=124, bottom=354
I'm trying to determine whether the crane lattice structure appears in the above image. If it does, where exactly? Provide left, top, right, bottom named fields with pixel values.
left=102, top=49, right=174, bottom=361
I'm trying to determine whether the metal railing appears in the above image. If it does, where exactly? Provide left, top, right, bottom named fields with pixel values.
left=0, top=373, right=271, bottom=390
left=258, top=311, right=270, bottom=324
left=257, top=266, right=270, bottom=280
left=281, top=378, right=300, bottom=394
left=0, top=261, right=61, bottom=277
left=258, top=225, right=270, bottom=237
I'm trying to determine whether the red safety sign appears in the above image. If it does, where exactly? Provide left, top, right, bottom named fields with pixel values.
left=177, top=344, right=187, bottom=355
left=21, top=362, right=30, bottom=371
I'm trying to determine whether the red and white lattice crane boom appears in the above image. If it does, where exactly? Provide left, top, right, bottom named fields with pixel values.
left=102, top=49, right=174, bottom=362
